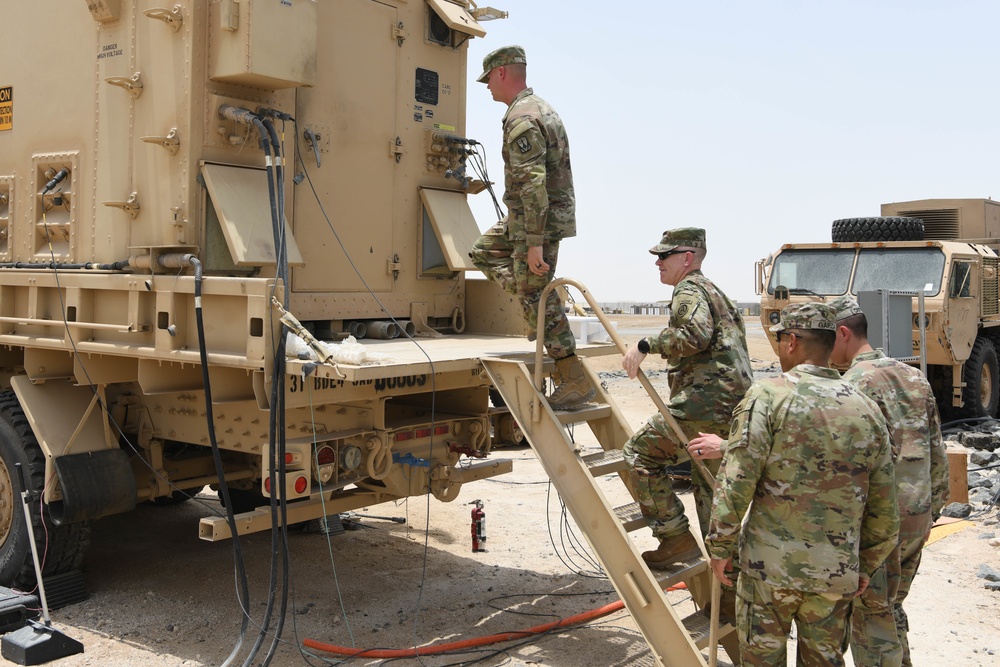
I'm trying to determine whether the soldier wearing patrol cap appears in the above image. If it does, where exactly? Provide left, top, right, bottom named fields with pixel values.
left=829, top=295, right=949, bottom=667
left=469, top=46, right=591, bottom=408
left=706, top=302, right=899, bottom=666
left=620, top=226, right=752, bottom=611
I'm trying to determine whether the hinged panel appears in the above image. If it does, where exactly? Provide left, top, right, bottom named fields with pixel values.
left=200, top=163, right=305, bottom=267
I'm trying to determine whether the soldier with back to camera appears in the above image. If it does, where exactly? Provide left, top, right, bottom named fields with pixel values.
left=706, top=302, right=899, bottom=666
left=829, top=295, right=949, bottom=667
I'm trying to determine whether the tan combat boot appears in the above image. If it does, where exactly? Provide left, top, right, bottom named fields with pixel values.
left=641, top=532, right=701, bottom=570
left=548, top=355, right=595, bottom=409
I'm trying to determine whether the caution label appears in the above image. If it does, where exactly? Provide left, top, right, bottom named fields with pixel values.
left=0, top=86, right=11, bottom=131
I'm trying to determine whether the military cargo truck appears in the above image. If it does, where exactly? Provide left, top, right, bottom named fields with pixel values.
left=757, top=198, right=1000, bottom=418
left=0, top=0, right=564, bottom=588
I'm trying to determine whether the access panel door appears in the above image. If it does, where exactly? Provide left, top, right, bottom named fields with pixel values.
left=292, top=0, right=397, bottom=293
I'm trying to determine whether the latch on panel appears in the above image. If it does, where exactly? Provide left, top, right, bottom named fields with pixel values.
left=389, top=136, right=403, bottom=163
left=105, top=73, right=143, bottom=99
left=392, top=21, right=407, bottom=45
left=103, top=192, right=141, bottom=219
left=387, top=255, right=401, bottom=279
left=143, top=5, right=184, bottom=31
left=141, top=128, right=181, bottom=154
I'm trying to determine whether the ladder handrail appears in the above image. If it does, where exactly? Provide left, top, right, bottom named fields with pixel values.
left=534, top=277, right=716, bottom=489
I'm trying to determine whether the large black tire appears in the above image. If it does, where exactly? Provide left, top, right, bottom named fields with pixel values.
left=0, top=392, right=91, bottom=589
left=961, top=337, right=1000, bottom=418
left=831, top=217, right=924, bottom=243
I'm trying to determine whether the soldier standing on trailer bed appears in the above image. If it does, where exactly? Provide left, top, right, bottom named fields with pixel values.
left=470, top=45, right=593, bottom=409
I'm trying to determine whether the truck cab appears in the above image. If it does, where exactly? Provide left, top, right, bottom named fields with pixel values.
left=757, top=199, right=1000, bottom=418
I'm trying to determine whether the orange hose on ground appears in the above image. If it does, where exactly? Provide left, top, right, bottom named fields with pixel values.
left=303, top=582, right=687, bottom=659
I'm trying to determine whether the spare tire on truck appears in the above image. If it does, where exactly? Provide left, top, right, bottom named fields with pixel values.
left=831, top=216, right=925, bottom=243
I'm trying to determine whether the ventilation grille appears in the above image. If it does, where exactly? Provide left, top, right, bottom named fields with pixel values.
left=984, top=256, right=999, bottom=317
left=898, top=208, right=960, bottom=240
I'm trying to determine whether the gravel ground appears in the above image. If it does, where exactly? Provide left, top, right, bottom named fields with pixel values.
left=7, top=315, right=999, bottom=667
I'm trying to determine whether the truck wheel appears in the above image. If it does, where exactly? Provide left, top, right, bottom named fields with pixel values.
left=962, top=337, right=1000, bottom=418
left=0, top=392, right=91, bottom=589
left=831, top=217, right=924, bottom=243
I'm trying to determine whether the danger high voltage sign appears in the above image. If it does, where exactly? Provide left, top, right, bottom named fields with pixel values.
left=0, top=87, right=11, bottom=131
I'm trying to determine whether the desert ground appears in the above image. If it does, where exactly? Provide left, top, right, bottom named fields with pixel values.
left=7, top=315, right=999, bottom=667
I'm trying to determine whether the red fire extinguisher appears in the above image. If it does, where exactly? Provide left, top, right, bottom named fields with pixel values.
left=470, top=499, right=486, bottom=552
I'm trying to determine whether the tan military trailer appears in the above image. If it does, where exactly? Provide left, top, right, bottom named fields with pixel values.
left=757, top=198, right=1000, bottom=418
left=0, top=0, right=547, bottom=588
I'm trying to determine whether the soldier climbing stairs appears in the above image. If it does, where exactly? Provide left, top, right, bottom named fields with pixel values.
left=479, top=279, right=740, bottom=667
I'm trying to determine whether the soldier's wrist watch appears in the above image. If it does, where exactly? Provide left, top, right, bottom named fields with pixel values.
left=637, top=338, right=650, bottom=354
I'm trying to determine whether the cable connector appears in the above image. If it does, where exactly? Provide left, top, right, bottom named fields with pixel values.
left=41, top=168, right=69, bottom=195
left=271, top=297, right=344, bottom=372
left=257, top=107, right=295, bottom=122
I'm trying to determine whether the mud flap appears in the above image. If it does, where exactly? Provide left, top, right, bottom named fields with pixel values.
left=48, top=450, right=137, bottom=525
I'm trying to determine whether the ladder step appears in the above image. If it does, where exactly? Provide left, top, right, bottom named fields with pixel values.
left=652, top=558, right=709, bottom=591
left=682, top=608, right=736, bottom=649
left=580, top=448, right=626, bottom=477
left=613, top=501, right=646, bottom=532
left=554, top=402, right=611, bottom=425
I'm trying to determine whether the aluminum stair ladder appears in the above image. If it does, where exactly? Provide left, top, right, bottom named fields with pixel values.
left=479, top=279, right=739, bottom=667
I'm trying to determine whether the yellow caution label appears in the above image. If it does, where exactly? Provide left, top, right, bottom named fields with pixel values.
left=433, top=123, right=456, bottom=132
left=0, top=86, right=11, bottom=131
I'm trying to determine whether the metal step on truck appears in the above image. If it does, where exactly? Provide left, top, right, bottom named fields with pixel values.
left=757, top=198, right=1000, bottom=418
left=0, top=0, right=622, bottom=590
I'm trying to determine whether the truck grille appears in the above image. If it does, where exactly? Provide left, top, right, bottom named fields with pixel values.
left=984, top=256, right=999, bottom=317
left=897, top=208, right=960, bottom=240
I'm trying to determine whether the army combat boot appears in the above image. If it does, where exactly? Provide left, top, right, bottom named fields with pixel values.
left=548, top=355, right=595, bottom=409
left=641, top=532, right=701, bottom=570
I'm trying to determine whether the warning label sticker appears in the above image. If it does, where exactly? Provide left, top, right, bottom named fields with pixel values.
left=0, top=86, right=11, bottom=131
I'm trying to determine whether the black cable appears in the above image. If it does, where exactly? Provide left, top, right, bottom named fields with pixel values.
left=217, top=104, right=284, bottom=667
left=291, top=123, right=445, bottom=666
left=259, top=115, right=292, bottom=667
left=191, top=255, right=253, bottom=667
left=33, top=179, right=260, bottom=664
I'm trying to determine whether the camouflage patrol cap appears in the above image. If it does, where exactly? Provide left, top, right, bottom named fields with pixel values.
left=648, top=227, right=707, bottom=255
left=769, top=302, right=837, bottom=333
left=828, top=295, right=864, bottom=322
left=476, top=45, right=527, bottom=83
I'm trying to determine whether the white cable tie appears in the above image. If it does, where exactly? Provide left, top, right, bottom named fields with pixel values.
left=265, top=155, right=273, bottom=167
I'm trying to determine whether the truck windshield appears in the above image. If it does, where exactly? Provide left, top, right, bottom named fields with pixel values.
left=767, top=249, right=855, bottom=295
left=853, top=248, right=945, bottom=296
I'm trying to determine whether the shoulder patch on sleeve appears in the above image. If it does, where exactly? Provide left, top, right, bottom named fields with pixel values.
left=726, top=395, right=756, bottom=449
left=671, top=290, right=702, bottom=324
left=506, top=118, right=545, bottom=162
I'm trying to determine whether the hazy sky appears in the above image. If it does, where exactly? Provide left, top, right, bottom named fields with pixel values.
left=462, top=1, right=1000, bottom=304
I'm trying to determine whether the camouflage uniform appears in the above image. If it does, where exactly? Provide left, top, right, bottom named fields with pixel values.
left=623, top=269, right=753, bottom=541
left=706, top=303, right=899, bottom=667
left=470, top=83, right=576, bottom=360
left=841, top=348, right=949, bottom=667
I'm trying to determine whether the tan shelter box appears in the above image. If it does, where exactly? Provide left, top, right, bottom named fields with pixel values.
left=210, top=0, right=317, bottom=89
